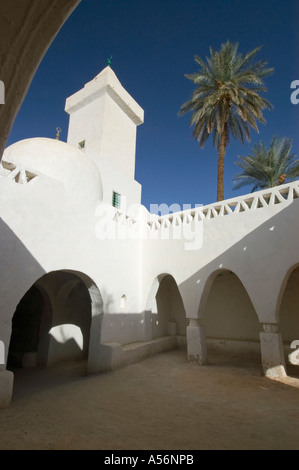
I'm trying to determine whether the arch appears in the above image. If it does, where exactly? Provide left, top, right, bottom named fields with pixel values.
left=277, top=264, right=299, bottom=377
left=276, top=262, right=299, bottom=322
left=145, top=273, right=187, bottom=344
left=0, top=0, right=81, bottom=159
left=7, top=269, right=103, bottom=374
left=145, top=273, right=169, bottom=313
left=199, top=269, right=261, bottom=366
left=35, top=284, right=53, bottom=367
left=7, top=284, right=44, bottom=368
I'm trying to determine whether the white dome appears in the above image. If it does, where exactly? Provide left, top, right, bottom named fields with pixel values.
left=3, top=138, right=103, bottom=203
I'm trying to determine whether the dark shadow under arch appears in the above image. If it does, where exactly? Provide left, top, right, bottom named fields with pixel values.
left=147, top=274, right=187, bottom=344
left=201, top=269, right=262, bottom=368
left=278, top=265, right=299, bottom=378
left=7, top=285, right=44, bottom=368
left=7, top=269, right=103, bottom=375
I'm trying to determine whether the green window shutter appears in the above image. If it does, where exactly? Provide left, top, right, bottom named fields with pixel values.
left=112, top=191, right=121, bottom=209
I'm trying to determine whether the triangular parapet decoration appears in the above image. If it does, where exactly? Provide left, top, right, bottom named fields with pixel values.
left=134, top=181, right=299, bottom=234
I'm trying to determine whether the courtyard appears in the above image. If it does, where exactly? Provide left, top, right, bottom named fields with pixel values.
left=0, top=348, right=298, bottom=450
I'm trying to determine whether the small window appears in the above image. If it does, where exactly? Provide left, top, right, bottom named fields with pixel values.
left=112, top=191, right=121, bottom=209
left=78, top=140, right=86, bottom=150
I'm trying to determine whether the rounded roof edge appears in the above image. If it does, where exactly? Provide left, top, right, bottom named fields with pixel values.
left=3, top=137, right=103, bottom=202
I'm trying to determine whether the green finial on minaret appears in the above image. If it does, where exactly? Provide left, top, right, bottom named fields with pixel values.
left=107, top=55, right=112, bottom=67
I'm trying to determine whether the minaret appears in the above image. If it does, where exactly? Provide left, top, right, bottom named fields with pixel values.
left=65, top=66, right=144, bottom=209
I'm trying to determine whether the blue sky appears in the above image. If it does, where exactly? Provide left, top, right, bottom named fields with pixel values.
left=6, top=0, right=299, bottom=210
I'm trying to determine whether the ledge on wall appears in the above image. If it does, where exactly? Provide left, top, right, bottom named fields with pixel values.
left=97, top=335, right=186, bottom=373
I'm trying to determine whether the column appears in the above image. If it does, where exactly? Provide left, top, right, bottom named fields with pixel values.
left=0, top=370, right=14, bottom=408
left=260, top=323, right=286, bottom=379
left=0, top=323, right=14, bottom=408
left=187, top=318, right=207, bottom=365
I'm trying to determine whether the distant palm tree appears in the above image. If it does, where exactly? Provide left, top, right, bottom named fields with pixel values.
left=179, top=40, right=273, bottom=201
left=233, top=136, right=299, bottom=192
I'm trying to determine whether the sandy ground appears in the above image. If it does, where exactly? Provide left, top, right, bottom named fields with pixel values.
left=0, top=348, right=299, bottom=450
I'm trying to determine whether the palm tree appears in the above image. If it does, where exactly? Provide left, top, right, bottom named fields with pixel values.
left=233, top=136, right=299, bottom=192
left=179, top=40, right=273, bottom=201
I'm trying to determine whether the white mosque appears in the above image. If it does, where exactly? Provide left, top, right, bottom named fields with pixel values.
left=0, top=64, right=298, bottom=408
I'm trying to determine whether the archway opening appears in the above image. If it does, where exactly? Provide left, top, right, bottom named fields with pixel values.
left=202, top=270, right=261, bottom=369
left=279, top=266, right=299, bottom=378
left=45, top=271, right=92, bottom=367
left=7, top=285, right=44, bottom=369
left=7, top=270, right=97, bottom=373
left=151, top=275, right=187, bottom=348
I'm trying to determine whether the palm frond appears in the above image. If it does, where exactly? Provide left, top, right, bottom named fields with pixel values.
left=179, top=40, right=273, bottom=150
left=233, top=136, right=298, bottom=191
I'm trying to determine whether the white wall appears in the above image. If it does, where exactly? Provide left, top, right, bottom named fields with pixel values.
left=0, top=138, right=144, bottom=368
left=86, top=148, right=142, bottom=209
left=141, top=185, right=299, bottom=328
left=65, top=67, right=143, bottom=207
left=1, top=139, right=298, bottom=368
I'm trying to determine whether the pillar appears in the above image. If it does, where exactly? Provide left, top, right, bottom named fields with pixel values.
left=187, top=318, right=207, bottom=364
left=0, top=320, right=14, bottom=407
left=260, top=323, right=286, bottom=379
left=0, top=370, right=14, bottom=408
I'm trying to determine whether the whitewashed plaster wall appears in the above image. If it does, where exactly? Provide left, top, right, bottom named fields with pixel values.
left=86, top=147, right=142, bottom=211
left=141, top=184, right=299, bottom=328
left=0, top=138, right=144, bottom=364
left=65, top=67, right=143, bottom=208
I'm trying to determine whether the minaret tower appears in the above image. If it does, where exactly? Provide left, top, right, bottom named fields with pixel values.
left=65, top=65, right=144, bottom=209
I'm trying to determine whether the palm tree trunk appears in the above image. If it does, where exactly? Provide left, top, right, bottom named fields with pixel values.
left=217, top=123, right=228, bottom=201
